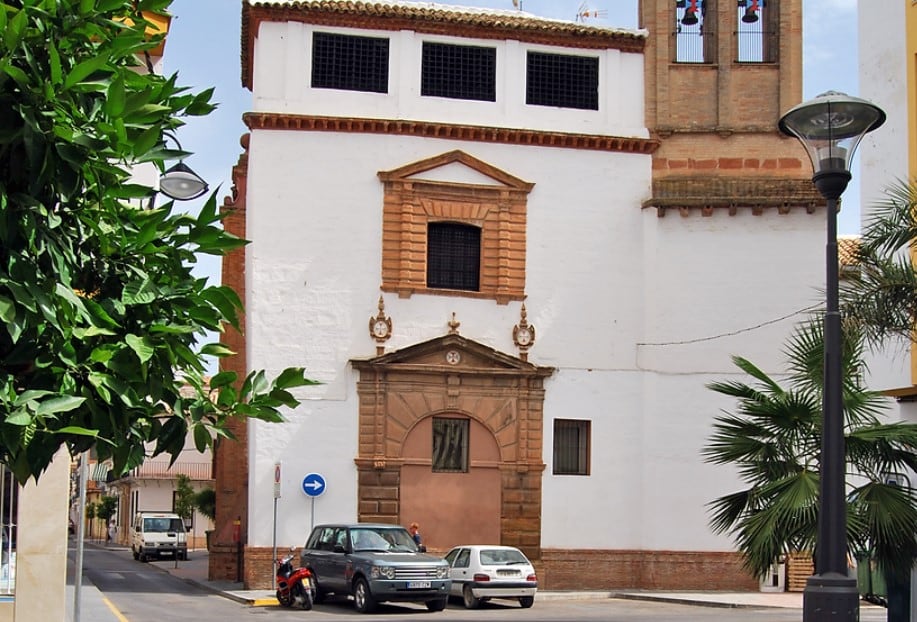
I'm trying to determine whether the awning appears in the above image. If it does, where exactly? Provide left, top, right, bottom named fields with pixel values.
left=91, top=463, right=110, bottom=482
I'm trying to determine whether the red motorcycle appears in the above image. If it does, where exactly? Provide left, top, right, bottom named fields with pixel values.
left=276, top=551, right=314, bottom=610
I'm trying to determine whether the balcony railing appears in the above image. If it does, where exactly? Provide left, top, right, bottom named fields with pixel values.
left=118, top=461, right=212, bottom=481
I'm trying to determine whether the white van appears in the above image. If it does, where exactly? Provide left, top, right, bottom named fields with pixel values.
left=131, top=512, right=188, bottom=562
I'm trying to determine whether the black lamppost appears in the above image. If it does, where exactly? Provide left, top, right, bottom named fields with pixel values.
left=778, top=91, right=885, bottom=622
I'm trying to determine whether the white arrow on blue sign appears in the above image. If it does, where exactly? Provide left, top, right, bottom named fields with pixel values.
left=301, top=472, right=326, bottom=497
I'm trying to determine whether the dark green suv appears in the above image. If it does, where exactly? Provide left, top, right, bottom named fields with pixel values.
left=300, top=523, right=451, bottom=613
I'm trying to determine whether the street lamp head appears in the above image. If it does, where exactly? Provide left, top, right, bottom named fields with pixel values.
left=778, top=90, right=885, bottom=199
left=159, top=161, right=209, bottom=201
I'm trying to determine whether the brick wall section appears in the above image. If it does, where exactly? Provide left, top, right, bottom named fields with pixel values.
left=539, top=549, right=758, bottom=591
left=786, top=552, right=814, bottom=592
left=245, top=546, right=277, bottom=589
left=210, top=134, right=252, bottom=582
left=642, top=0, right=819, bottom=218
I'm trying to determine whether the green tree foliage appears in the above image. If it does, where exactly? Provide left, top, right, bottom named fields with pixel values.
left=703, top=320, right=917, bottom=580
left=173, top=473, right=194, bottom=520
left=96, top=494, right=117, bottom=524
left=0, top=0, right=317, bottom=483
left=842, top=181, right=917, bottom=345
left=193, top=486, right=215, bottom=522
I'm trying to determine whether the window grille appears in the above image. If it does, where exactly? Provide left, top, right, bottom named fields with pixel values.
left=422, top=42, right=496, bottom=102
left=427, top=222, right=481, bottom=292
left=526, top=51, right=599, bottom=110
left=553, top=419, right=590, bottom=475
left=736, top=0, right=777, bottom=62
left=0, top=465, right=18, bottom=595
left=432, top=417, right=469, bottom=472
left=312, top=32, right=389, bottom=93
left=674, top=0, right=716, bottom=63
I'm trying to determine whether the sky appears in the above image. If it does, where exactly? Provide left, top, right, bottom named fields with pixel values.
left=162, top=0, right=862, bottom=276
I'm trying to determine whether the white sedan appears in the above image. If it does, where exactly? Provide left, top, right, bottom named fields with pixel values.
left=443, top=545, right=538, bottom=609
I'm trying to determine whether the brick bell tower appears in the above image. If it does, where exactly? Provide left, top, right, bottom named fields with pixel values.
left=640, top=0, right=822, bottom=215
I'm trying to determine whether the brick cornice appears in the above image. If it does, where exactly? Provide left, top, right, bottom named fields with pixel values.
left=242, top=2, right=646, bottom=89
left=244, top=113, right=659, bottom=155
left=644, top=177, right=824, bottom=217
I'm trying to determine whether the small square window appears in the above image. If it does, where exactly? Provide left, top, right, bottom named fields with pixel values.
left=422, top=42, right=496, bottom=102
left=427, top=222, right=481, bottom=292
left=312, top=32, right=389, bottom=93
left=553, top=419, right=590, bottom=475
left=526, top=51, right=598, bottom=111
left=433, top=417, right=469, bottom=472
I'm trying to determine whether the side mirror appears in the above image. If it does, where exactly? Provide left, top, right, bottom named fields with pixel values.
left=418, top=544, right=427, bottom=553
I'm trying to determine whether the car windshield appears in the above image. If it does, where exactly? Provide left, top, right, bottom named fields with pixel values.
left=144, top=518, right=183, bottom=533
left=479, top=548, right=529, bottom=565
left=350, top=527, right=418, bottom=552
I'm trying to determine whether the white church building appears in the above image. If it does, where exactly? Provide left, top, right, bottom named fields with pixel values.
left=210, top=0, right=827, bottom=590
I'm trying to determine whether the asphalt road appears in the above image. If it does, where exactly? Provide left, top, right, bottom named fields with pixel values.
left=73, top=546, right=890, bottom=622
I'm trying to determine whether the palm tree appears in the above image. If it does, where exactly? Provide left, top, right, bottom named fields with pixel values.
left=843, top=181, right=917, bottom=346
left=703, top=319, right=917, bottom=582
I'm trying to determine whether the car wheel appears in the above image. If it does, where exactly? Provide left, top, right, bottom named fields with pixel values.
left=308, top=571, right=326, bottom=603
left=353, top=578, right=377, bottom=614
left=426, top=598, right=447, bottom=612
left=462, top=584, right=481, bottom=609
left=519, top=596, right=535, bottom=608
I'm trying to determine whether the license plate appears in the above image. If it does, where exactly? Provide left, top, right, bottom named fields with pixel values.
left=406, top=581, right=431, bottom=589
left=301, top=578, right=312, bottom=589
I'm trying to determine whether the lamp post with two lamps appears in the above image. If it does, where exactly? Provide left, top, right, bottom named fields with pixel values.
left=778, top=91, right=885, bottom=622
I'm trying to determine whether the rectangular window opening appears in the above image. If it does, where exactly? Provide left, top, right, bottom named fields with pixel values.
left=736, top=0, right=777, bottom=63
left=526, top=51, right=599, bottom=110
left=553, top=419, right=590, bottom=475
left=433, top=417, right=469, bottom=473
left=312, top=32, right=389, bottom=93
left=422, top=42, right=496, bottom=102
left=427, top=222, right=481, bottom=292
left=674, top=0, right=716, bottom=63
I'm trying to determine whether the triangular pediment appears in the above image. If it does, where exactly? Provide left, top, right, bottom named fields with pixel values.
left=351, top=334, right=551, bottom=375
left=378, top=150, right=534, bottom=193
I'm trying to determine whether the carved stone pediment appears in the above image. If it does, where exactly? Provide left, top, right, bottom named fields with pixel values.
left=351, top=333, right=551, bottom=377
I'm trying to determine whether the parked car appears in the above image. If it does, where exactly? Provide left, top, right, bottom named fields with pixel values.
left=299, top=523, right=451, bottom=613
left=443, top=545, right=537, bottom=609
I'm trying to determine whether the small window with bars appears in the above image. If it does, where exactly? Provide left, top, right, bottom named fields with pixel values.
left=311, top=32, right=389, bottom=93
left=674, top=0, right=716, bottom=63
left=526, top=51, right=599, bottom=111
left=736, top=0, right=777, bottom=63
left=553, top=419, right=590, bottom=476
left=433, top=417, right=469, bottom=472
left=422, top=42, right=497, bottom=102
left=427, top=222, right=481, bottom=292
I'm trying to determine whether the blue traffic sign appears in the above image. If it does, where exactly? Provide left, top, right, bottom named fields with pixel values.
left=301, top=472, right=326, bottom=497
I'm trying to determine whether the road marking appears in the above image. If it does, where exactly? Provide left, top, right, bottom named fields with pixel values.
left=102, top=596, right=130, bottom=622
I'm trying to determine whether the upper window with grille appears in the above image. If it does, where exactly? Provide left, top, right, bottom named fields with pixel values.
left=427, top=222, right=481, bottom=292
left=311, top=32, right=389, bottom=93
left=422, top=42, right=496, bottom=102
left=526, top=51, right=599, bottom=111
